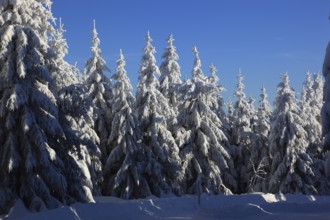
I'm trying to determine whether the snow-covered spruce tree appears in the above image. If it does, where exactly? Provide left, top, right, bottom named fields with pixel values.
left=300, top=72, right=323, bottom=156
left=48, top=18, right=77, bottom=92
left=208, top=65, right=231, bottom=140
left=84, top=20, right=112, bottom=163
left=58, top=83, right=103, bottom=196
left=308, top=72, right=327, bottom=194
left=267, top=73, right=316, bottom=194
left=159, top=34, right=182, bottom=108
left=0, top=0, right=93, bottom=214
left=313, top=73, right=324, bottom=117
left=177, top=47, right=237, bottom=195
left=158, top=34, right=187, bottom=157
left=248, top=86, right=272, bottom=192
left=136, top=32, right=183, bottom=196
left=231, top=71, right=254, bottom=193
left=103, top=50, right=150, bottom=199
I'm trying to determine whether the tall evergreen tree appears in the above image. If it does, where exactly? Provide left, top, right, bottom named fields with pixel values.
left=248, top=86, right=272, bottom=192
left=178, top=47, right=237, bottom=195
left=159, top=34, right=182, bottom=108
left=136, top=32, right=183, bottom=196
left=103, top=50, right=150, bottom=199
left=313, top=73, right=324, bottom=118
left=268, top=73, right=316, bottom=194
left=84, top=20, right=112, bottom=163
left=208, top=65, right=230, bottom=138
left=48, top=18, right=77, bottom=92
left=0, top=0, right=93, bottom=214
left=310, top=72, right=327, bottom=193
left=231, top=71, right=253, bottom=193
left=301, top=72, right=322, bottom=156
left=58, top=83, right=102, bottom=196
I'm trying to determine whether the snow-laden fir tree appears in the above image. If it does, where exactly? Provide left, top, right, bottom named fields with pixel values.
left=58, top=83, right=103, bottom=196
left=208, top=65, right=231, bottom=140
left=248, top=86, right=272, bottom=192
left=0, top=0, right=93, bottom=214
left=300, top=72, right=323, bottom=156
left=48, top=18, right=77, bottom=92
left=136, top=32, right=183, bottom=196
left=268, top=73, right=316, bottom=194
left=159, top=34, right=182, bottom=108
left=177, top=47, right=237, bottom=195
left=231, top=71, right=254, bottom=193
left=313, top=73, right=324, bottom=117
left=84, top=20, right=112, bottom=163
left=158, top=34, right=187, bottom=156
left=308, top=73, right=327, bottom=194
left=103, top=50, right=150, bottom=199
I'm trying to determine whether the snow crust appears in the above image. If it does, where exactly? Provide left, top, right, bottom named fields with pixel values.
left=4, top=193, right=330, bottom=220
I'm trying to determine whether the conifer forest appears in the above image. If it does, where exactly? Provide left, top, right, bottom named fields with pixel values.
left=1, top=0, right=330, bottom=216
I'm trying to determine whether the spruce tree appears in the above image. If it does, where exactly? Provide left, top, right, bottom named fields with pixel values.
left=58, top=83, right=103, bottom=196
left=208, top=64, right=231, bottom=138
left=136, top=32, right=183, bottom=196
left=178, top=47, right=237, bottom=195
left=301, top=72, right=323, bottom=156
left=48, top=18, right=77, bottom=92
left=159, top=34, right=182, bottom=108
left=268, top=73, right=316, bottom=194
left=304, top=73, right=326, bottom=193
left=248, top=86, right=272, bottom=192
left=103, top=50, right=150, bottom=199
left=84, top=20, right=112, bottom=163
left=0, top=0, right=93, bottom=214
left=231, top=71, right=253, bottom=193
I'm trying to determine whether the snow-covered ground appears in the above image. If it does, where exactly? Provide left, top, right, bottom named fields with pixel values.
left=3, top=193, right=330, bottom=220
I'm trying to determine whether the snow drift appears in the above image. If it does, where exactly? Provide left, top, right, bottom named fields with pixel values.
left=4, top=193, right=330, bottom=220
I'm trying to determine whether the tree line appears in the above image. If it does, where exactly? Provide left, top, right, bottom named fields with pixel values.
left=0, top=0, right=328, bottom=215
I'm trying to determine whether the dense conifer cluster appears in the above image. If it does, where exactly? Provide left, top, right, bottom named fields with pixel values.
left=0, top=0, right=328, bottom=215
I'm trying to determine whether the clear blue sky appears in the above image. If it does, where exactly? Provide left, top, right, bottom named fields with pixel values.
left=52, top=0, right=330, bottom=103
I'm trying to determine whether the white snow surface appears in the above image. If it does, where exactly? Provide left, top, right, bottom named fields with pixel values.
left=3, top=193, right=330, bottom=220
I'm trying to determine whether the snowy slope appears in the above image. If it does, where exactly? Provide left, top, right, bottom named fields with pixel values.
left=3, top=193, right=330, bottom=220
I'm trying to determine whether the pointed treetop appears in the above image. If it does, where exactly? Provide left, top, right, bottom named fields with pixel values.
left=116, top=49, right=126, bottom=75
left=114, top=49, right=129, bottom=83
left=138, top=31, right=160, bottom=89
left=236, top=69, right=245, bottom=93
left=209, top=64, right=218, bottom=76
left=209, top=64, right=219, bottom=83
left=146, top=31, right=152, bottom=43
left=92, top=19, right=99, bottom=41
left=119, top=48, right=123, bottom=58
left=167, top=34, right=174, bottom=45
left=143, top=31, right=156, bottom=55
left=260, top=85, right=268, bottom=102
left=305, top=71, right=312, bottom=85
left=281, top=72, right=290, bottom=86
left=84, top=19, right=110, bottom=75
left=192, top=46, right=205, bottom=81
left=192, top=46, right=199, bottom=57
left=118, top=49, right=125, bottom=65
